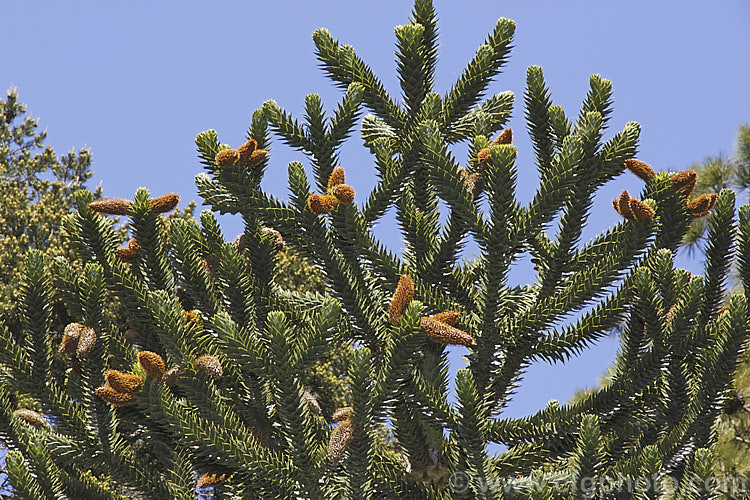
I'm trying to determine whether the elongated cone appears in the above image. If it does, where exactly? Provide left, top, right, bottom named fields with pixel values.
left=88, top=197, right=131, bottom=215
left=197, top=473, right=227, bottom=489
left=117, top=239, right=140, bottom=263
left=332, top=406, right=354, bottom=422
left=260, top=227, right=285, bottom=250
left=60, top=322, right=85, bottom=355
left=75, top=326, right=97, bottom=359
left=477, top=147, right=492, bottom=165
left=612, top=190, right=634, bottom=218
left=628, top=198, right=655, bottom=223
left=149, top=193, right=179, bottom=213
left=686, top=193, right=718, bottom=217
left=105, top=370, right=143, bottom=394
left=388, top=274, right=414, bottom=325
left=327, top=166, right=346, bottom=190
left=419, top=317, right=475, bottom=346
left=307, top=193, right=339, bottom=214
left=491, top=127, right=513, bottom=145
left=329, top=417, right=357, bottom=463
left=237, top=139, right=257, bottom=164
left=669, top=170, right=698, bottom=197
left=13, top=409, right=46, bottom=428
left=138, top=351, right=165, bottom=380
left=331, top=184, right=355, bottom=204
left=215, top=149, right=238, bottom=168
left=193, top=354, right=223, bottom=379
left=162, top=365, right=184, bottom=387
left=624, top=159, right=656, bottom=182
left=95, top=385, right=135, bottom=407
left=246, top=149, right=268, bottom=168
left=303, top=390, right=322, bottom=416
left=430, top=311, right=460, bottom=326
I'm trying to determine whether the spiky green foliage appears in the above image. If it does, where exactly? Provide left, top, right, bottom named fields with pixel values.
left=2, top=2, right=750, bottom=499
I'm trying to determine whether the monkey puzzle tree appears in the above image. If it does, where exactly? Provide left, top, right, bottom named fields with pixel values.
left=1, top=1, right=749, bottom=499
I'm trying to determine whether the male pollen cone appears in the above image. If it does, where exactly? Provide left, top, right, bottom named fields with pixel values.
left=138, top=351, right=166, bottom=380
left=477, top=147, right=492, bottom=165
left=327, top=166, right=346, bottom=190
left=328, top=415, right=357, bottom=463
left=308, top=193, right=339, bottom=215
left=95, top=385, right=135, bottom=407
left=215, top=149, right=239, bottom=168
left=117, top=239, right=140, bottom=263
left=197, top=473, right=227, bottom=489
left=193, top=354, right=223, bottom=379
left=419, top=317, right=475, bottom=346
left=612, top=190, right=634, bottom=219
left=149, top=193, right=179, bottom=213
left=429, top=311, right=460, bottom=326
left=246, top=149, right=269, bottom=168
left=75, top=326, right=97, bottom=359
left=237, top=139, right=257, bottom=164
left=105, top=370, right=144, bottom=394
left=88, top=197, right=132, bottom=216
left=491, top=127, right=513, bottom=145
left=60, top=322, right=85, bottom=355
left=624, top=159, right=656, bottom=182
left=331, top=184, right=355, bottom=204
left=13, top=409, right=47, bottom=428
left=628, top=198, right=655, bottom=223
left=669, top=170, right=698, bottom=197
left=686, top=193, right=718, bottom=217
left=388, top=274, right=414, bottom=325
left=332, top=406, right=354, bottom=422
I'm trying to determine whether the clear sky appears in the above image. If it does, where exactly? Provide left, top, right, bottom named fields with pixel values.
left=3, top=1, right=750, bottom=424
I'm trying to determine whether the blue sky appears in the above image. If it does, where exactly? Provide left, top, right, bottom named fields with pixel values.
left=3, top=1, right=750, bottom=422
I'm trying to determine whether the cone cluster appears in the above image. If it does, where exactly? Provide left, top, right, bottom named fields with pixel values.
left=88, top=193, right=179, bottom=215
left=612, top=190, right=655, bottom=223
left=214, top=139, right=269, bottom=169
left=60, top=322, right=97, bottom=359
left=308, top=166, right=356, bottom=214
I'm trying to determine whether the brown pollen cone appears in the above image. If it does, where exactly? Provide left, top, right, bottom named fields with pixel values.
left=686, top=193, right=718, bottom=217
left=613, top=190, right=634, bottom=219
left=215, top=149, right=239, bottom=168
left=430, top=311, right=460, bottom=326
left=669, top=170, right=698, bottom=197
left=162, top=365, right=184, bottom=387
left=328, top=417, right=357, bottom=463
left=246, top=149, right=268, bottom=168
left=75, top=326, right=97, bottom=359
left=183, top=310, right=203, bottom=326
left=327, top=166, right=346, bottom=190
left=88, top=197, right=132, bottom=216
left=237, top=139, right=257, bottom=164
left=260, top=227, right=285, bottom=250
left=331, top=184, right=355, bottom=204
left=307, top=193, right=339, bottom=215
left=491, top=127, right=513, bottom=145
left=388, top=274, right=414, bottom=325
left=105, top=370, right=144, bottom=394
left=60, top=322, right=85, bottom=355
left=303, top=391, right=322, bottom=416
left=332, top=406, right=354, bottom=423
left=138, top=351, right=166, bottom=380
left=117, top=239, right=140, bottom=263
left=197, top=473, right=227, bottom=489
left=624, top=159, right=656, bottom=182
left=193, top=354, right=223, bottom=379
left=477, top=147, right=492, bottom=165
left=466, top=172, right=484, bottom=198
left=95, top=385, right=135, bottom=407
left=13, top=409, right=47, bottom=428
left=123, top=329, right=139, bottom=344
left=628, top=198, right=655, bottom=223
left=149, top=193, right=179, bottom=213
left=419, top=317, right=476, bottom=346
